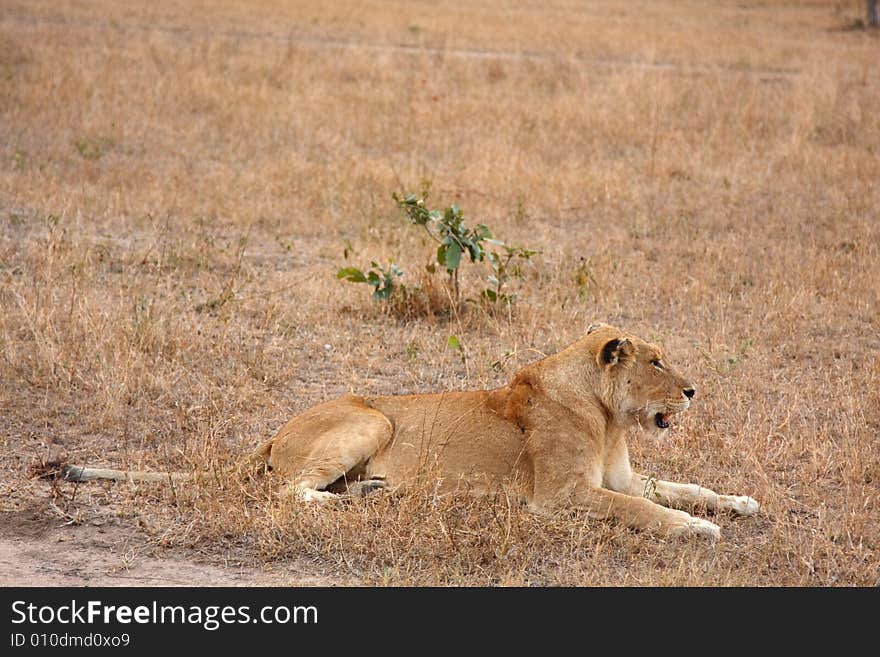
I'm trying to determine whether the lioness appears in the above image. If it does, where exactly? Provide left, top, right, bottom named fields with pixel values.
left=64, top=323, right=758, bottom=540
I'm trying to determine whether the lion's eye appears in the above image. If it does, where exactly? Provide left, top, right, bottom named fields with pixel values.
left=651, top=360, right=663, bottom=369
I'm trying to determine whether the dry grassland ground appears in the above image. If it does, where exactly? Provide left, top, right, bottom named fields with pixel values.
left=1, top=0, right=878, bottom=586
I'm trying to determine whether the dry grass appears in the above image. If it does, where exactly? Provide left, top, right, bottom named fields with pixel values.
left=1, top=0, right=878, bottom=586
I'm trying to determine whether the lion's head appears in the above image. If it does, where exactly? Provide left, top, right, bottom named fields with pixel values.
left=586, top=323, right=696, bottom=435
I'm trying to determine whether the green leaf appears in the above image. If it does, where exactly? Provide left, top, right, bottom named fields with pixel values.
left=483, top=289, right=498, bottom=303
left=475, top=224, right=492, bottom=239
left=466, top=241, right=483, bottom=262
left=443, top=241, right=462, bottom=271
left=444, top=205, right=463, bottom=227
left=447, top=335, right=462, bottom=351
left=373, top=285, right=393, bottom=300
left=337, top=267, right=367, bottom=283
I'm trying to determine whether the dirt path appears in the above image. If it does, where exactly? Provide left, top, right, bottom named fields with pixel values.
left=0, top=503, right=332, bottom=587
left=0, top=536, right=277, bottom=586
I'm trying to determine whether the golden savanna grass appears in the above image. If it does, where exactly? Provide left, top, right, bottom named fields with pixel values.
left=1, top=0, right=878, bottom=585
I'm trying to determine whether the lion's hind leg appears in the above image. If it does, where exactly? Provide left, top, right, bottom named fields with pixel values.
left=341, top=476, right=387, bottom=498
left=270, top=396, right=393, bottom=504
left=280, top=461, right=386, bottom=504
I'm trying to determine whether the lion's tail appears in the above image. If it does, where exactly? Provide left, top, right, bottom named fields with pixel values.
left=61, top=465, right=192, bottom=483
left=60, top=438, right=275, bottom=484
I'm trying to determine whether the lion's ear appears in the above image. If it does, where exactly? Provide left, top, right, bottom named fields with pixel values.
left=599, top=338, right=635, bottom=368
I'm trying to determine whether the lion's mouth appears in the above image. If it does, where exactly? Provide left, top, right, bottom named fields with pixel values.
left=654, top=412, right=670, bottom=429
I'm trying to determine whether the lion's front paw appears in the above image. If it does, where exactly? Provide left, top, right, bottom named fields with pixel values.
left=668, top=512, right=721, bottom=541
left=281, top=486, right=340, bottom=504
left=686, top=516, right=721, bottom=541
left=718, top=495, right=760, bottom=516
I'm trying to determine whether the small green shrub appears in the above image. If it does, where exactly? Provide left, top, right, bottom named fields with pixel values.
left=485, top=244, right=539, bottom=305
left=337, top=261, right=403, bottom=301
left=337, top=189, right=539, bottom=318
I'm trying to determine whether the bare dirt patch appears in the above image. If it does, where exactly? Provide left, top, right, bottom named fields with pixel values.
left=0, top=493, right=333, bottom=586
left=0, top=532, right=277, bottom=587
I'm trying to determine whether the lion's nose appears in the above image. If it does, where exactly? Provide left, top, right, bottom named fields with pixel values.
left=683, top=387, right=696, bottom=399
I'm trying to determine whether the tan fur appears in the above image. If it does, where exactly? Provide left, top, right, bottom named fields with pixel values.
left=259, top=323, right=758, bottom=538
left=64, top=323, right=759, bottom=539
